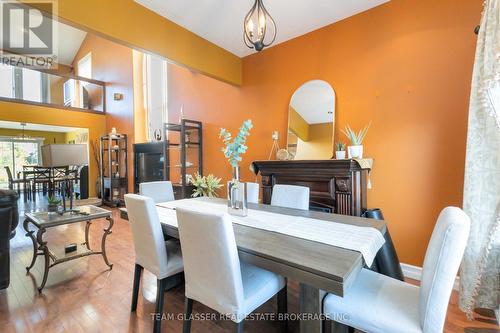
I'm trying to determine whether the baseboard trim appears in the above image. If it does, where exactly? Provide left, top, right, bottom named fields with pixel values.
left=401, top=263, right=460, bottom=290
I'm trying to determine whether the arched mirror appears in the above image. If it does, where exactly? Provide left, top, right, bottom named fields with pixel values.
left=287, top=80, right=335, bottom=160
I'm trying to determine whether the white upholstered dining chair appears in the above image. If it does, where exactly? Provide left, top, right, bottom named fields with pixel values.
left=246, top=182, right=259, bottom=204
left=139, top=181, right=175, bottom=203
left=323, top=206, right=470, bottom=333
left=139, top=181, right=175, bottom=239
left=124, top=194, right=184, bottom=333
left=176, top=207, right=288, bottom=333
left=271, top=184, right=310, bottom=210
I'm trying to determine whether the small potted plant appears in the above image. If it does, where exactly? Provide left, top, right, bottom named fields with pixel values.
left=341, top=123, right=371, bottom=159
left=335, top=142, right=346, bottom=159
left=48, top=196, right=61, bottom=213
left=189, top=173, right=223, bottom=197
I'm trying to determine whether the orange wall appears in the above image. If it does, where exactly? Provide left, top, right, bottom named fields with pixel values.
left=168, top=65, right=244, bottom=179
left=168, top=0, right=482, bottom=266
left=167, top=64, right=273, bottom=187
left=73, top=34, right=135, bottom=192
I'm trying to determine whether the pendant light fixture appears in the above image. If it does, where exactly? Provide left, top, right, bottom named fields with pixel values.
left=19, top=123, right=30, bottom=140
left=243, top=0, right=277, bottom=52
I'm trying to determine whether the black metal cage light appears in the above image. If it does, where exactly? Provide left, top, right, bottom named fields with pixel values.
left=243, top=0, right=277, bottom=52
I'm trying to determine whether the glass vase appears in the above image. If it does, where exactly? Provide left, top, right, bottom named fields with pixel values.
left=227, top=166, right=248, bottom=217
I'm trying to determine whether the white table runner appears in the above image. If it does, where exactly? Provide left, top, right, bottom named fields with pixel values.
left=157, top=199, right=385, bottom=266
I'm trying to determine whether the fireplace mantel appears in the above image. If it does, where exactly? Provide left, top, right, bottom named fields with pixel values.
left=251, top=159, right=370, bottom=216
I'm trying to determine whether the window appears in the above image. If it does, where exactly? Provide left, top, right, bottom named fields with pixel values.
left=22, top=68, right=42, bottom=102
left=144, top=54, right=168, bottom=141
left=0, top=65, right=13, bottom=98
left=77, top=53, right=92, bottom=109
left=0, top=138, right=42, bottom=189
left=0, top=65, right=46, bottom=103
left=77, top=53, right=92, bottom=79
left=0, top=62, right=102, bottom=111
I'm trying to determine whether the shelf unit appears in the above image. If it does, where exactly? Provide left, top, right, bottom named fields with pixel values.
left=164, top=119, right=203, bottom=199
left=100, top=133, right=128, bottom=207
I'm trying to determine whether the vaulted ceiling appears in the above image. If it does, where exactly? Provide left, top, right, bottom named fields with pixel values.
left=135, top=0, right=389, bottom=57
left=0, top=11, right=87, bottom=66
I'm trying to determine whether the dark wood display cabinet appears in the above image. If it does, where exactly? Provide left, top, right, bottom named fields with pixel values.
left=164, top=119, right=203, bottom=199
left=100, top=133, right=128, bottom=207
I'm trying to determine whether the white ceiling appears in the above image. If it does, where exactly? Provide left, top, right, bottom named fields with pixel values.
left=134, top=0, right=389, bottom=57
left=55, top=21, right=87, bottom=66
left=290, top=80, right=335, bottom=124
left=0, top=120, right=82, bottom=133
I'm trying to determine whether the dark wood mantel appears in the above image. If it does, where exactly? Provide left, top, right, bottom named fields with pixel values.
left=252, top=159, right=370, bottom=216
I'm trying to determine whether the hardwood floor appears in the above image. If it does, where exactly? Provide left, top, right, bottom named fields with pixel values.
left=0, top=198, right=498, bottom=332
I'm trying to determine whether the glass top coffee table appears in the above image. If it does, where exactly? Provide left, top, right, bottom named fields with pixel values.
left=23, top=205, right=114, bottom=293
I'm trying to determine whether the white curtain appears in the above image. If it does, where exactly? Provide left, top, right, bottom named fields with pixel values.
left=460, top=0, right=500, bottom=318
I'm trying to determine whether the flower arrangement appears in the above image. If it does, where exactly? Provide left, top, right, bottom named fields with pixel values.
left=219, top=120, right=253, bottom=167
left=189, top=173, right=223, bottom=197
left=341, top=123, right=371, bottom=146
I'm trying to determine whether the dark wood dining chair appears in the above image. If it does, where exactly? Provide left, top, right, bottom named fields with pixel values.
left=31, top=166, right=51, bottom=200
left=52, top=166, right=70, bottom=196
left=4, top=166, right=28, bottom=196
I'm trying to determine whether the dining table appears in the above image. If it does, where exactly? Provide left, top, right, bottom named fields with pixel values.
left=121, top=197, right=387, bottom=333
left=22, top=165, right=77, bottom=201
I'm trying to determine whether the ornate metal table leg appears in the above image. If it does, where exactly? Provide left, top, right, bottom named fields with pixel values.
left=101, top=216, right=114, bottom=269
left=83, top=220, right=92, bottom=250
left=36, top=227, right=50, bottom=293
left=24, top=219, right=38, bottom=273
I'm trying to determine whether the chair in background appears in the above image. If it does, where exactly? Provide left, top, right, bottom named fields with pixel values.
left=176, top=207, right=288, bottom=333
left=139, top=181, right=175, bottom=239
left=124, top=194, right=184, bottom=333
left=246, top=182, right=259, bottom=204
left=30, top=166, right=51, bottom=199
left=4, top=166, right=27, bottom=196
left=52, top=166, right=70, bottom=196
left=271, top=184, right=310, bottom=210
left=323, top=206, right=471, bottom=333
left=139, top=181, right=175, bottom=203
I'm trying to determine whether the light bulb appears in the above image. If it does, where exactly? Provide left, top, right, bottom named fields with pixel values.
left=247, top=19, right=254, bottom=33
left=258, top=14, right=266, bottom=35
left=259, top=14, right=266, bottom=28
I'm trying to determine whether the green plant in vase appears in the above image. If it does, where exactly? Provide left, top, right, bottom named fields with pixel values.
left=335, top=142, right=347, bottom=160
left=48, top=196, right=61, bottom=212
left=219, top=119, right=253, bottom=216
left=341, top=122, right=371, bottom=159
left=219, top=119, right=253, bottom=169
left=189, top=173, right=223, bottom=197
